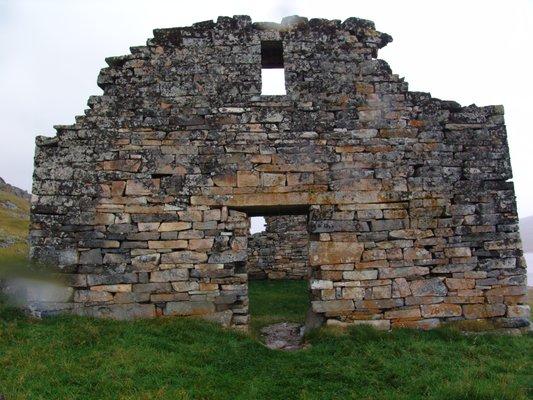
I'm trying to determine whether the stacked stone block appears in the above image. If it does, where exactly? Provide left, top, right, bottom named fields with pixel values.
left=29, top=15, right=529, bottom=330
left=247, top=215, right=309, bottom=280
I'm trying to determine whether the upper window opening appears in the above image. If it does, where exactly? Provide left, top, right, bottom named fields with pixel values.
left=261, top=41, right=286, bottom=95
left=261, top=41, right=284, bottom=68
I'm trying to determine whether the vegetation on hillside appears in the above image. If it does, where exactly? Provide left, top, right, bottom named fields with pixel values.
left=0, top=188, right=30, bottom=270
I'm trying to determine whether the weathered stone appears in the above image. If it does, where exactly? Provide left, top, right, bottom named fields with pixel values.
left=91, top=284, right=132, bottom=293
left=463, top=304, right=506, bottom=319
left=171, top=281, right=200, bottom=292
left=410, top=278, right=447, bottom=297
left=309, top=242, right=364, bottom=266
left=150, top=268, right=189, bottom=282
left=343, top=270, right=378, bottom=281
left=79, top=249, right=102, bottom=265
left=74, top=290, right=112, bottom=303
left=444, top=247, right=472, bottom=258
left=161, top=251, right=208, bottom=264
left=311, top=300, right=354, bottom=313
left=445, top=278, right=475, bottom=291
left=384, top=307, right=421, bottom=319
left=420, top=304, right=462, bottom=318
left=165, top=301, right=215, bottom=316
left=158, top=222, right=192, bottom=232
left=148, top=240, right=187, bottom=249
left=310, top=280, right=334, bottom=290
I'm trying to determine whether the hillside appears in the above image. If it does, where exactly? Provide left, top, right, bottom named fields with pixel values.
left=0, top=178, right=30, bottom=263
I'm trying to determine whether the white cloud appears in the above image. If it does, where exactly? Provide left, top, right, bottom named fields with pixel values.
left=1, top=0, right=531, bottom=218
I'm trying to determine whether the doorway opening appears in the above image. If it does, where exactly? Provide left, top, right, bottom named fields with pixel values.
left=242, top=206, right=311, bottom=349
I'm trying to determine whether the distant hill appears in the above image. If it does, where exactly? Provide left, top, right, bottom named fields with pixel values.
left=0, top=178, right=30, bottom=261
left=519, top=215, right=533, bottom=253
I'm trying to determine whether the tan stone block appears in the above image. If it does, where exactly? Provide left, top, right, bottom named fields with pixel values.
left=384, top=307, right=421, bottom=319
left=379, top=267, right=429, bottom=279
left=383, top=209, right=408, bottom=219
left=171, top=281, right=200, bottom=292
left=158, top=221, right=192, bottom=232
left=138, top=222, right=160, bottom=232
left=342, top=287, right=365, bottom=300
left=148, top=240, right=188, bottom=249
left=360, top=299, right=404, bottom=309
left=403, top=247, right=432, bottom=261
left=237, top=171, right=260, bottom=187
left=410, top=278, right=447, bottom=297
left=287, top=172, right=313, bottom=186
left=178, top=211, right=203, bottom=221
left=150, top=268, right=189, bottom=282
left=160, top=251, right=208, bottom=264
left=321, top=289, right=336, bottom=300
left=443, top=296, right=484, bottom=304
left=91, top=284, right=132, bottom=293
left=372, top=285, right=392, bottom=299
left=111, top=181, right=126, bottom=196
left=251, top=154, right=271, bottom=163
left=445, top=278, right=475, bottom=290
left=309, top=241, right=364, bottom=266
left=389, top=229, right=433, bottom=240
left=261, top=173, right=286, bottom=187
left=485, top=286, right=526, bottom=297
left=355, top=260, right=389, bottom=269
left=392, top=318, right=440, bottom=330
left=212, top=173, right=237, bottom=187
left=150, top=293, right=189, bottom=302
left=131, top=253, right=160, bottom=271
left=94, top=213, right=115, bottom=225
left=74, top=290, right=112, bottom=303
left=312, top=300, right=354, bottom=313
left=199, top=283, right=219, bottom=291
left=100, top=159, right=141, bottom=172
left=421, top=303, right=462, bottom=318
left=463, top=304, right=506, bottom=319
left=189, top=238, right=214, bottom=250
left=165, top=301, right=215, bottom=316
left=362, top=249, right=387, bottom=261
left=392, top=278, right=411, bottom=297
left=310, top=280, right=334, bottom=290
left=203, top=209, right=221, bottom=221
left=343, top=270, right=378, bottom=280
left=507, top=305, right=530, bottom=318
left=444, top=247, right=471, bottom=258
left=125, top=179, right=160, bottom=196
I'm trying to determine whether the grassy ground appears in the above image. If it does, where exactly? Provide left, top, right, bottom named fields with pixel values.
left=249, top=279, right=308, bottom=336
left=0, top=281, right=531, bottom=399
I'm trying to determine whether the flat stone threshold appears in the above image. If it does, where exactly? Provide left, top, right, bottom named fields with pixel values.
left=260, top=322, right=308, bottom=351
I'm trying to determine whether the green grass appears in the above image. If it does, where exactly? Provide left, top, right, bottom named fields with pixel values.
left=0, top=283, right=531, bottom=400
left=249, top=279, right=308, bottom=336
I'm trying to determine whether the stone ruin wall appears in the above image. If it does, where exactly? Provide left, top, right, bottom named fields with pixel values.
left=28, top=15, right=529, bottom=331
left=247, top=215, right=309, bottom=280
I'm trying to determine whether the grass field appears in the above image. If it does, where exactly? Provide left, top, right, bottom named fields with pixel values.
left=0, top=280, right=531, bottom=400
left=249, top=279, right=308, bottom=336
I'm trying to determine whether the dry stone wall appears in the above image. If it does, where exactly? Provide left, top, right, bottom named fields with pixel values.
left=247, top=215, right=309, bottom=280
left=29, top=15, right=529, bottom=330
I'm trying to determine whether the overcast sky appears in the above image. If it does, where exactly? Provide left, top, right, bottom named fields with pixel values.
left=1, top=0, right=532, bottom=221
